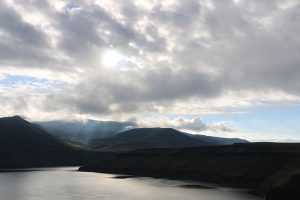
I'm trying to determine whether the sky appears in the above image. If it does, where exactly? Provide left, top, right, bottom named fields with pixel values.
left=0, top=0, right=300, bottom=141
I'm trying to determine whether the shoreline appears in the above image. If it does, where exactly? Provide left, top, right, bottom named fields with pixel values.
left=78, top=143, right=300, bottom=200
left=78, top=167, right=262, bottom=198
left=78, top=166, right=262, bottom=196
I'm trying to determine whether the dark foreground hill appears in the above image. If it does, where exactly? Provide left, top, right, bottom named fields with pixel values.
left=90, top=128, right=248, bottom=151
left=79, top=143, right=300, bottom=200
left=0, top=116, right=108, bottom=168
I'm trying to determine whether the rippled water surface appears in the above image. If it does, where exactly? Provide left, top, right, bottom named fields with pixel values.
left=0, top=167, right=263, bottom=200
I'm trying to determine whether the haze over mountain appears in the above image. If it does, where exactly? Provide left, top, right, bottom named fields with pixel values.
left=37, top=120, right=136, bottom=144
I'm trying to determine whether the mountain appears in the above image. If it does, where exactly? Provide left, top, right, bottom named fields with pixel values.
left=0, top=116, right=69, bottom=151
left=37, top=119, right=135, bottom=144
left=90, top=128, right=248, bottom=151
left=0, top=116, right=107, bottom=168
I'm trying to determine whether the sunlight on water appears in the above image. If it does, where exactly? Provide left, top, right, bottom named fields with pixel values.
left=0, top=168, right=262, bottom=200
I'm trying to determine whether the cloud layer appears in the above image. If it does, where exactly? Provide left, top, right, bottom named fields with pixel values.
left=1, top=0, right=300, bottom=138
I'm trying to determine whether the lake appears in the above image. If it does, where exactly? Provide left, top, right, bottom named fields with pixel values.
left=0, top=167, right=263, bottom=200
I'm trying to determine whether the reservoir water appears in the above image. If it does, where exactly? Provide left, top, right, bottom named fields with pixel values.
left=0, top=167, right=263, bottom=200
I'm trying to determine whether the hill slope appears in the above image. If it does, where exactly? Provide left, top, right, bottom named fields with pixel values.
left=0, top=116, right=107, bottom=168
left=80, top=143, right=300, bottom=199
left=0, top=116, right=69, bottom=151
left=91, top=128, right=248, bottom=151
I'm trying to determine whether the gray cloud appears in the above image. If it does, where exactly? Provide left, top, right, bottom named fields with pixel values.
left=0, top=0, right=299, bottom=127
left=134, top=116, right=235, bottom=134
left=0, top=3, right=47, bottom=47
left=172, top=117, right=209, bottom=132
left=172, top=117, right=235, bottom=133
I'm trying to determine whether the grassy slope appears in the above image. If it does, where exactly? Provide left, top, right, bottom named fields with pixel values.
left=91, top=128, right=248, bottom=151
left=0, top=116, right=108, bottom=168
left=79, top=142, right=300, bottom=197
left=92, top=128, right=211, bottom=151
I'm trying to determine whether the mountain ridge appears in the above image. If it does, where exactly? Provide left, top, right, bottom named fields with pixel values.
left=90, top=127, right=248, bottom=151
left=36, top=120, right=248, bottom=148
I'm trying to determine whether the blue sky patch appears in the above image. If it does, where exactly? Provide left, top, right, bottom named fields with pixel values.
left=0, top=74, right=61, bottom=93
left=202, top=105, right=300, bottom=141
left=65, top=2, right=80, bottom=10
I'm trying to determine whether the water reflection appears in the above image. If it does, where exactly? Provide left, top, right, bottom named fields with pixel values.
left=0, top=168, right=262, bottom=200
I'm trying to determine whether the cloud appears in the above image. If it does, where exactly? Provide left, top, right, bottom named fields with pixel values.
left=171, top=117, right=236, bottom=133
left=0, top=0, right=300, bottom=139
left=134, top=116, right=235, bottom=134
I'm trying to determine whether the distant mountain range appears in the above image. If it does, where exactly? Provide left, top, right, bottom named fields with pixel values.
left=36, top=119, right=248, bottom=151
left=0, top=115, right=247, bottom=167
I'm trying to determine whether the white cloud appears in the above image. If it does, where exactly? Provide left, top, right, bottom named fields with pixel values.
left=0, top=0, right=300, bottom=139
left=134, top=116, right=235, bottom=134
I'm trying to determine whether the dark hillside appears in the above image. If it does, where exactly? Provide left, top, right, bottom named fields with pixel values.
left=91, top=128, right=248, bottom=151
left=79, top=142, right=300, bottom=198
left=0, top=116, right=108, bottom=168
